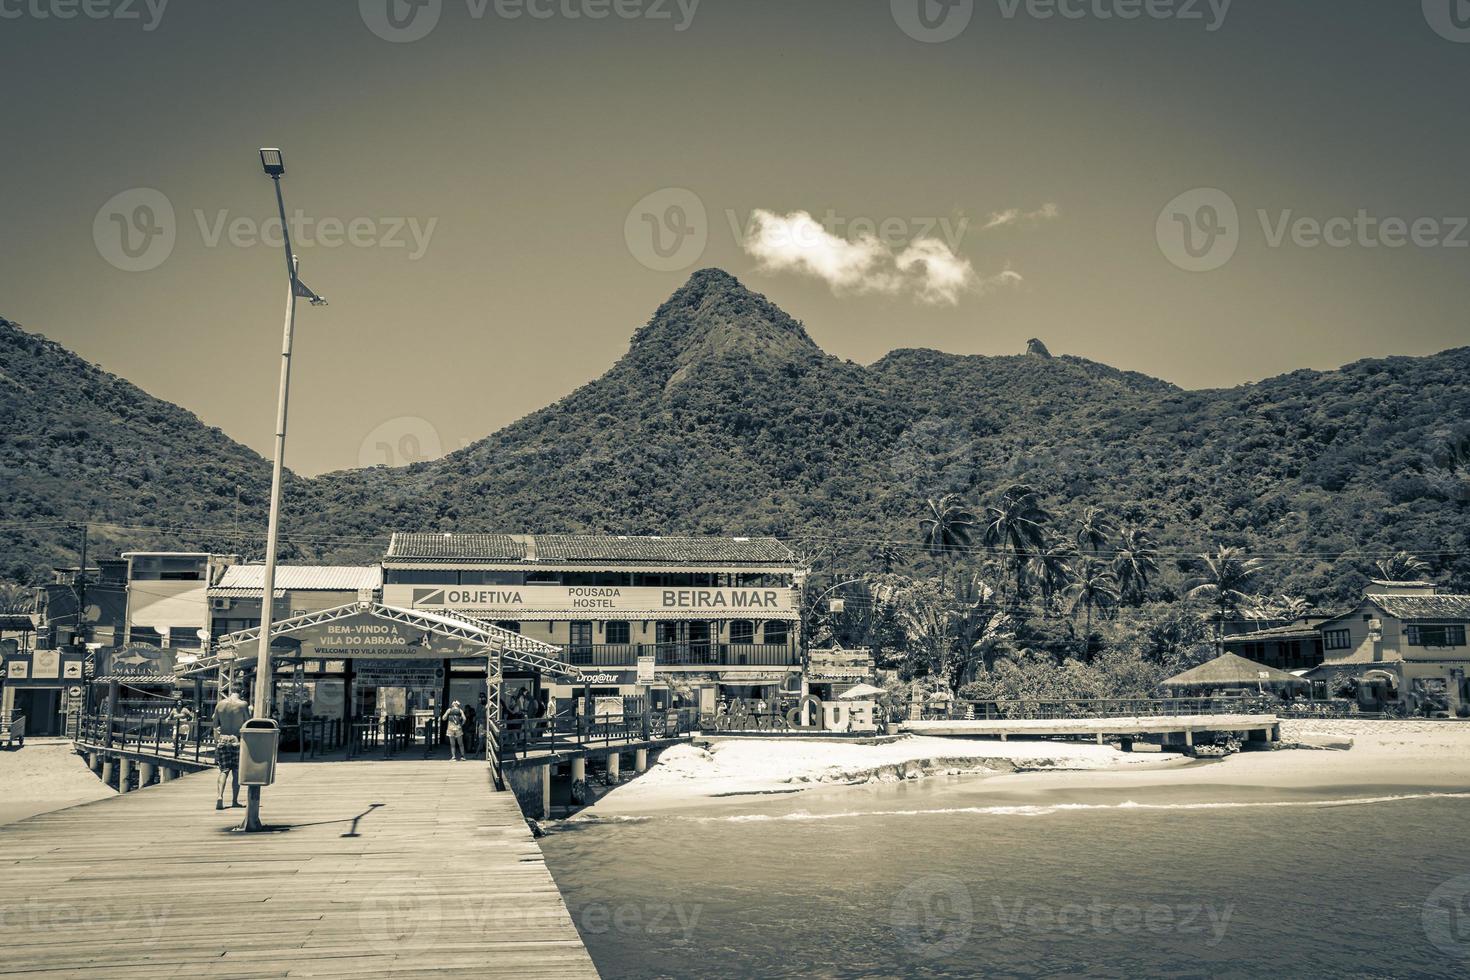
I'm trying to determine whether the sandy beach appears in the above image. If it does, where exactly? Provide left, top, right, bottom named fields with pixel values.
left=582, top=721, right=1470, bottom=818
left=0, top=740, right=114, bottom=827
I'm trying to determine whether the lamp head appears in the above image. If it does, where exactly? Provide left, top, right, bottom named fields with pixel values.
left=259, top=148, right=286, bottom=177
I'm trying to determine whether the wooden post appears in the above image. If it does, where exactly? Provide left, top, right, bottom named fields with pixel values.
left=635, top=748, right=648, bottom=773
left=105, top=680, right=120, bottom=747
left=118, top=758, right=132, bottom=794
left=1184, top=729, right=1195, bottom=747
left=607, top=752, right=620, bottom=783
left=539, top=763, right=551, bottom=819
left=571, top=756, right=586, bottom=783
left=139, top=762, right=155, bottom=788
left=101, top=758, right=114, bottom=787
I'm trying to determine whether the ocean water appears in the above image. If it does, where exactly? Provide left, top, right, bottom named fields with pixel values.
left=540, top=776, right=1470, bottom=979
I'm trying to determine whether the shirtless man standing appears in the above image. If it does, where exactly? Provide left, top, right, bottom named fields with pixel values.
left=213, top=687, right=249, bottom=810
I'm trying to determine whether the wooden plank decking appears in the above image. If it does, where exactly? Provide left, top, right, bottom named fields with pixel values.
left=0, top=761, right=599, bottom=979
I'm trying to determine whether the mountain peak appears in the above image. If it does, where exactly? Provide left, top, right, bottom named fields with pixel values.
left=623, top=269, right=823, bottom=388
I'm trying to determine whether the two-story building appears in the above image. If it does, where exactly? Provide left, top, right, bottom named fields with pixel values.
left=381, top=532, right=806, bottom=714
left=1306, top=580, right=1470, bottom=715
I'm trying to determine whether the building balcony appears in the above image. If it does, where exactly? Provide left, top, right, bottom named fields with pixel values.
left=556, top=643, right=798, bottom=668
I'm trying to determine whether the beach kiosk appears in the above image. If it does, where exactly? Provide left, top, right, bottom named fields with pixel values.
left=1161, top=653, right=1310, bottom=699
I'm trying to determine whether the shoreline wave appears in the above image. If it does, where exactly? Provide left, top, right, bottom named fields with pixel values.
left=556, top=791, right=1470, bottom=827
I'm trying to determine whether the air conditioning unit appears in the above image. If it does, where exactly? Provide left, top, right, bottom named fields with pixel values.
left=211, top=597, right=232, bottom=611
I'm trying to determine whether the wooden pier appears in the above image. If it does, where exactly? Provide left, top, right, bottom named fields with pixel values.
left=0, top=762, right=600, bottom=979
left=903, top=713, right=1281, bottom=745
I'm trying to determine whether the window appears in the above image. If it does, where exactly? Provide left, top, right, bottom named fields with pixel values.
left=730, top=620, right=755, bottom=644
left=604, top=621, right=630, bottom=645
left=763, top=621, right=789, bottom=645
left=1323, top=629, right=1352, bottom=650
left=168, top=627, right=201, bottom=650
left=460, top=571, right=524, bottom=586
left=384, top=568, right=456, bottom=585
left=1406, top=624, right=1466, bottom=647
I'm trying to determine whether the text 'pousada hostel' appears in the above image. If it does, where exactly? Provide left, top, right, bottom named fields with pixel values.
left=380, top=533, right=807, bottom=713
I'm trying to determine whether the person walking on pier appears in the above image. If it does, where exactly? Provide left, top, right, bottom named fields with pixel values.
left=213, top=687, right=249, bottom=810
left=442, top=700, right=467, bottom=761
left=168, top=696, right=195, bottom=757
left=462, top=702, right=477, bottom=754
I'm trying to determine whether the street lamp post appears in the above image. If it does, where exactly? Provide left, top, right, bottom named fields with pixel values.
left=244, top=148, right=326, bottom=832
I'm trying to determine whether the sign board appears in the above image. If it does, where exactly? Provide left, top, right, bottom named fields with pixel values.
left=63, top=659, right=83, bottom=679
left=7, top=661, right=28, bottom=680
left=233, top=611, right=488, bottom=661
left=388, top=584, right=797, bottom=615
left=32, top=649, right=61, bottom=680
left=637, top=655, right=655, bottom=685
left=64, top=686, right=84, bottom=738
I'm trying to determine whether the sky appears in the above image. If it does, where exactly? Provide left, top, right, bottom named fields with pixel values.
left=1, top=0, right=1467, bottom=475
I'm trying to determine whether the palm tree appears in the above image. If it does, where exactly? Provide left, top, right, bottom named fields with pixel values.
left=1026, top=537, right=1076, bottom=617
left=1064, top=558, right=1120, bottom=657
left=1075, top=506, right=1117, bottom=555
left=0, top=583, right=34, bottom=615
left=1374, top=551, right=1431, bottom=582
left=1274, top=594, right=1314, bottom=622
left=1111, top=527, right=1160, bottom=605
left=919, top=494, right=976, bottom=590
left=982, top=484, right=1051, bottom=608
left=1185, top=546, right=1266, bottom=656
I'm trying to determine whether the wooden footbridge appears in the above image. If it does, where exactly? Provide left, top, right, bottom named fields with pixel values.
left=0, top=761, right=601, bottom=979
left=902, top=697, right=1282, bottom=748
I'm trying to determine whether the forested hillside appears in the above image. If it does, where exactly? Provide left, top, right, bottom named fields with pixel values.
left=4, top=270, right=1468, bottom=607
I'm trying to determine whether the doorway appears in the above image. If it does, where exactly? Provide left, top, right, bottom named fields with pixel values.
left=14, top=688, right=62, bottom=737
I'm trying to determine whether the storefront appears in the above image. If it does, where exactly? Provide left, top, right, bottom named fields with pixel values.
left=380, top=532, right=808, bottom=718
left=804, top=648, right=876, bottom=702
left=1, top=647, right=86, bottom=738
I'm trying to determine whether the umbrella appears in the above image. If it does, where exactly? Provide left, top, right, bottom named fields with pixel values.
left=838, top=683, right=884, bottom=700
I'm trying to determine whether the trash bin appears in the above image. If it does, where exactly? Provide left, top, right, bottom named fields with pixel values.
left=239, top=718, right=280, bottom=786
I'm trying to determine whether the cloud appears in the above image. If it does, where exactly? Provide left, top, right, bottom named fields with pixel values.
left=741, top=209, right=1017, bottom=306
left=983, top=202, right=1060, bottom=230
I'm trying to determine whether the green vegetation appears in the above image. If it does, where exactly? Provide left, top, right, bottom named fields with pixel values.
left=3, top=267, right=1468, bottom=636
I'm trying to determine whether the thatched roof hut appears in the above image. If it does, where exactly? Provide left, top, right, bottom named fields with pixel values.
left=1161, top=653, right=1309, bottom=695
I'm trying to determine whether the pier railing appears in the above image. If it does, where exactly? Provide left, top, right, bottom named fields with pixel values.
left=77, top=713, right=216, bottom=763
left=947, top=697, right=1273, bottom=722
left=496, top=708, right=698, bottom=761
